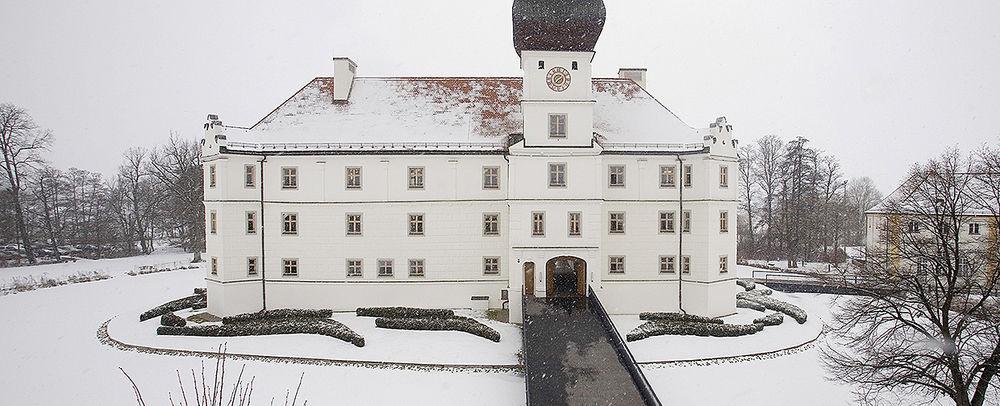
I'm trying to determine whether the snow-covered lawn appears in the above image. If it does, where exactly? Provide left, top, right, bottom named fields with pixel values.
left=614, top=290, right=826, bottom=362
left=112, top=308, right=522, bottom=366
left=0, top=246, right=193, bottom=287
left=0, top=255, right=525, bottom=405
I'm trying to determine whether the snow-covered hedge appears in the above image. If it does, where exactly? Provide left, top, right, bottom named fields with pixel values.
left=158, top=318, right=365, bottom=347
left=626, top=321, right=763, bottom=341
left=193, top=288, right=206, bottom=295
left=1, top=271, right=111, bottom=295
left=223, top=309, right=333, bottom=324
left=140, top=294, right=207, bottom=322
left=639, top=312, right=723, bottom=324
left=753, top=312, right=784, bottom=326
left=356, top=307, right=455, bottom=319
left=374, top=317, right=501, bottom=342
left=160, top=312, right=187, bottom=327
left=736, top=298, right=767, bottom=312
left=737, top=292, right=807, bottom=324
left=736, top=279, right=756, bottom=292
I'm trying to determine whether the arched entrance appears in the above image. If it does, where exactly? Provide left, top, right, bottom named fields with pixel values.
left=523, top=262, right=535, bottom=296
left=545, top=256, right=587, bottom=298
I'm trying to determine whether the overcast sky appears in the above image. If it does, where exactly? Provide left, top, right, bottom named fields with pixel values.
left=2, top=0, right=998, bottom=192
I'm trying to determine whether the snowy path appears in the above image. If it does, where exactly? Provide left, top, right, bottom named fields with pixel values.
left=0, top=259, right=525, bottom=405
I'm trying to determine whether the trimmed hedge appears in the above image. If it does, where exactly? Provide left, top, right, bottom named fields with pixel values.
left=639, top=312, right=723, bottom=324
left=193, top=288, right=207, bottom=295
left=357, top=307, right=455, bottom=319
left=140, top=294, right=207, bottom=322
left=737, top=292, right=807, bottom=324
left=160, top=312, right=187, bottom=327
left=375, top=317, right=501, bottom=342
left=158, top=318, right=365, bottom=347
left=736, top=298, right=766, bottom=312
left=223, top=309, right=333, bottom=324
left=626, top=321, right=763, bottom=341
left=753, top=312, right=784, bottom=327
left=736, top=279, right=756, bottom=292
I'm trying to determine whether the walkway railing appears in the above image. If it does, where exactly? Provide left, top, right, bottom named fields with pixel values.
left=587, top=287, right=662, bottom=406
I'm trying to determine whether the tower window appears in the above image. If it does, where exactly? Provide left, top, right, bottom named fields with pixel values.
left=549, top=114, right=567, bottom=138
left=538, top=60, right=545, bottom=69
left=572, top=61, right=578, bottom=70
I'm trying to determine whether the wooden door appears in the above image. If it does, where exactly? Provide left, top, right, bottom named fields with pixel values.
left=523, top=262, right=535, bottom=296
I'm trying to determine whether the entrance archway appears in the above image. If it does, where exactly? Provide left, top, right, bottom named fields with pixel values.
left=545, top=256, right=587, bottom=298
left=523, top=262, right=535, bottom=296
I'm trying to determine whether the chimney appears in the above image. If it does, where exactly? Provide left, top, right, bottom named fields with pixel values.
left=332, top=57, right=358, bottom=102
left=618, top=68, right=647, bottom=89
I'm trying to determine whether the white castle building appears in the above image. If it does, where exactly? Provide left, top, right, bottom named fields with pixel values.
left=202, top=0, right=738, bottom=322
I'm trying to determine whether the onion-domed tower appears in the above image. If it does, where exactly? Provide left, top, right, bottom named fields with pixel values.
left=513, top=0, right=605, bottom=147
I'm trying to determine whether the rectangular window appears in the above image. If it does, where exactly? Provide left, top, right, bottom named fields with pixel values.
left=907, top=221, right=921, bottom=233
left=568, top=212, right=582, bottom=237
left=282, top=213, right=298, bottom=235
left=211, top=257, right=218, bottom=275
left=682, top=210, right=692, bottom=233
left=408, top=259, right=425, bottom=277
left=346, top=259, right=363, bottom=278
left=719, top=256, right=729, bottom=273
left=660, top=256, right=676, bottom=273
left=609, top=165, right=626, bottom=187
left=246, top=211, right=257, bottom=234
left=609, top=256, right=625, bottom=274
left=247, top=257, right=258, bottom=276
left=345, top=167, right=362, bottom=189
left=282, top=259, right=299, bottom=277
left=346, top=214, right=362, bottom=236
left=659, top=211, right=676, bottom=233
left=719, top=166, right=729, bottom=188
left=483, top=166, right=500, bottom=189
left=209, top=165, right=217, bottom=188
left=281, top=167, right=298, bottom=189
left=483, top=257, right=501, bottom=275
left=532, top=212, right=545, bottom=236
left=209, top=210, right=217, bottom=234
left=609, top=212, right=625, bottom=234
left=408, top=214, right=425, bottom=236
left=408, top=167, right=425, bottom=189
left=483, top=213, right=500, bottom=236
left=969, top=223, right=982, bottom=235
left=244, top=164, right=256, bottom=188
left=377, top=259, right=394, bottom=277
left=549, top=163, right=566, bottom=187
left=682, top=256, right=691, bottom=274
left=660, top=165, right=676, bottom=188
left=683, top=165, right=693, bottom=187
left=549, top=114, right=567, bottom=138
left=720, top=211, right=729, bottom=233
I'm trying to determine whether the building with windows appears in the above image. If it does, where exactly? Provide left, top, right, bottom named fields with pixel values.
left=202, top=0, right=738, bottom=322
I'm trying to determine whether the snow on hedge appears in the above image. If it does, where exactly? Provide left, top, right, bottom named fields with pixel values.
left=738, top=292, right=807, bottom=324
left=375, top=317, right=501, bottom=342
left=736, top=298, right=766, bottom=312
left=356, top=307, right=455, bottom=319
left=736, top=279, right=756, bottom=292
left=639, top=312, right=723, bottom=324
left=223, top=309, right=333, bottom=324
left=626, top=321, right=763, bottom=341
left=139, top=293, right=206, bottom=322
left=753, top=312, right=785, bottom=327
left=158, top=318, right=366, bottom=347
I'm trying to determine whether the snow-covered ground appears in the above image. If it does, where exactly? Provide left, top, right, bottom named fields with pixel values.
left=0, top=246, right=193, bottom=287
left=0, top=255, right=525, bottom=405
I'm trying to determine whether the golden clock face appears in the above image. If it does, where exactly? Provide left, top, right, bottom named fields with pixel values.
left=546, top=67, right=571, bottom=92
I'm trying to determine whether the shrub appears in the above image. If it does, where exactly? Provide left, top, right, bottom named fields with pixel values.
left=639, top=312, right=723, bottom=324
left=356, top=307, right=455, bottom=319
left=736, top=279, right=756, bottom=292
left=193, top=288, right=207, bottom=295
left=158, top=318, right=365, bottom=347
left=374, top=317, right=501, bottom=342
left=753, top=312, right=784, bottom=327
left=160, top=312, right=187, bottom=327
left=626, top=320, right=763, bottom=341
left=736, top=298, right=766, bottom=312
left=139, top=295, right=208, bottom=322
left=737, top=293, right=807, bottom=324
left=223, top=309, right=333, bottom=324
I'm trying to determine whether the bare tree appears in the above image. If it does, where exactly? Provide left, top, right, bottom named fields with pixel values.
left=753, top=135, right=783, bottom=259
left=845, top=176, right=883, bottom=246
left=737, top=143, right=758, bottom=259
left=0, top=104, right=52, bottom=264
left=147, top=134, right=204, bottom=261
left=822, top=150, right=1000, bottom=406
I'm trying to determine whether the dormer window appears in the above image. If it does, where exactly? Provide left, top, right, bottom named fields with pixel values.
left=572, top=61, right=578, bottom=70
left=538, top=61, right=545, bottom=69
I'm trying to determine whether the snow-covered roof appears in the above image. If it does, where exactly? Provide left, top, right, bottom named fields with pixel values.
left=229, top=77, right=700, bottom=150
left=867, top=172, right=1000, bottom=216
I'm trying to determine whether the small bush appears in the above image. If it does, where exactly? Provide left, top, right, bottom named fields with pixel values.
left=753, top=312, right=784, bottom=327
left=626, top=320, right=763, bottom=341
left=160, top=312, right=187, bottom=327
left=140, top=295, right=207, bottom=322
left=736, top=298, right=766, bottom=312
left=223, top=309, right=333, bottom=324
left=193, top=288, right=207, bottom=295
left=736, top=279, right=756, bottom=291
left=158, top=318, right=365, bottom=347
left=356, top=307, right=455, bottom=319
left=737, top=293, right=807, bottom=324
left=639, top=312, right=723, bottom=324
left=375, top=317, right=501, bottom=342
